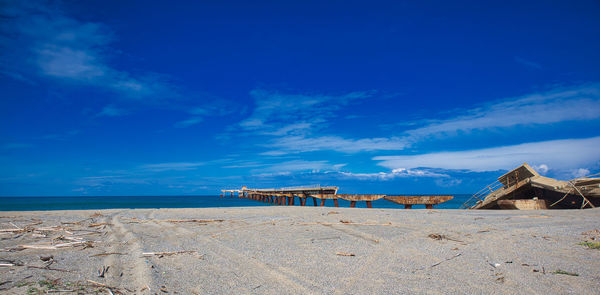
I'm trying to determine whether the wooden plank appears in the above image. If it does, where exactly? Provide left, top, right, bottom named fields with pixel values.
left=384, top=195, right=453, bottom=205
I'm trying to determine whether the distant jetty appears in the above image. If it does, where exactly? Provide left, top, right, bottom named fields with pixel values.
left=221, top=185, right=453, bottom=209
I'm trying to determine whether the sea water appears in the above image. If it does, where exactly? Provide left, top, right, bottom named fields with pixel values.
left=0, top=194, right=470, bottom=211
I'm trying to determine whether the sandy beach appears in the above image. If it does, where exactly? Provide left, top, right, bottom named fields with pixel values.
left=1, top=207, right=599, bottom=294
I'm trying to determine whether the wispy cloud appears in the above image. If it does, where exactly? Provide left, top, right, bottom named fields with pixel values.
left=240, top=89, right=374, bottom=134
left=251, top=84, right=600, bottom=156
left=374, top=136, right=600, bottom=175
left=138, top=162, right=205, bottom=172
left=515, top=56, right=542, bottom=69
left=336, top=168, right=449, bottom=180
left=406, top=84, right=600, bottom=140
left=78, top=175, right=151, bottom=187
left=42, top=130, right=80, bottom=140
left=174, top=117, right=203, bottom=128
left=0, top=1, right=175, bottom=99
left=251, top=160, right=346, bottom=175
left=261, top=135, right=408, bottom=155
left=1, top=143, right=33, bottom=149
left=175, top=97, right=241, bottom=128
left=97, top=105, right=128, bottom=117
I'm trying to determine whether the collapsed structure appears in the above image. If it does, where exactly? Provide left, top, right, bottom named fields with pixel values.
left=462, top=163, right=600, bottom=209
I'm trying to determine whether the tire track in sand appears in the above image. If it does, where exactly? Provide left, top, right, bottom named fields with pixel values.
left=101, top=214, right=153, bottom=292
left=154, top=220, right=320, bottom=294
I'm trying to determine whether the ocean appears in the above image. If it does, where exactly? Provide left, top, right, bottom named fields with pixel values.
left=0, top=194, right=470, bottom=211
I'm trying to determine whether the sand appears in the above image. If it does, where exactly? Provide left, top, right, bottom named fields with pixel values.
left=1, top=207, right=599, bottom=294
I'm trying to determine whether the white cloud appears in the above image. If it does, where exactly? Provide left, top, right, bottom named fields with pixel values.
left=337, top=168, right=449, bottom=180
left=374, top=136, right=600, bottom=173
left=407, top=84, right=600, bottom=140
left=534, top=164, right=549, bottom=174
left=572, top=168, right=591, bottom=178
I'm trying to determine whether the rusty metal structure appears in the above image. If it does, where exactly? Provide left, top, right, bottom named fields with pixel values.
left=221, top=185, right=453, bottom=209
left=462, top=163, right=600, bottom=209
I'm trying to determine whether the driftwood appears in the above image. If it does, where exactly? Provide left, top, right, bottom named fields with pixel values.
left=336, top=251, right=355, bottom=256
left=87, top=280, right=120, bottom=294
left=299, top=221, right=395, bottom=227
left=428, top=233, right=465, bottom=243
left=18, top=240, right=92, bottom=250
left=90, top=252, right=125, bottom=257
left=413, top=253, right=462, bottom=272
left=87, top=280, right=109, bottom=287
left=165, top=219, right=225, bottom=223
left=120, top=217, right=225, bottom=224
left=89, top=222, right=111, bottom=227
left=27, top=265, right=71, bottom=272
left=142, top=250, right=198, bottom=257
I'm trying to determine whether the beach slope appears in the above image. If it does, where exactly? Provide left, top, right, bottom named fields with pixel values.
left=1, top=207, right=599, bottom=294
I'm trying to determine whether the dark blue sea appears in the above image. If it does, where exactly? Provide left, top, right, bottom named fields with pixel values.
left=0, top=194, right=470, bottom=211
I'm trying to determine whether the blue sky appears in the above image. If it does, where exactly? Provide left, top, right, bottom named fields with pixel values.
left=1, top=0, right=600, bottom=196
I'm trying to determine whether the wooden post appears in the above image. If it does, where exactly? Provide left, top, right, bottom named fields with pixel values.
left=312, top=197, right=318, bottom=206
left=301, top=197, right=306, bottom=206
left=320, top=199, right=325, bottom=206
left=334, top=199, right=339, bottom=207
left=366, top=201, right=372, bottom=208
left=350, top=201, right=356, bottom=208
left=404, top=204, right=412, bottom=209
left=291, top=196, right=295, bottom=206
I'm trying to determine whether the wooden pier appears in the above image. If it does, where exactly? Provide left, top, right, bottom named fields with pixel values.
left=221, top=185, right=453, bottom=209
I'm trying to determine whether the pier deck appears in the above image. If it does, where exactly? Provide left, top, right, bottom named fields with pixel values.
left=221, top=186, right=452, bottom=209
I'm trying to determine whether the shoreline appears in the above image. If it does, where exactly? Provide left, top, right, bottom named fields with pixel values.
left=1, top=207, right=599, bottom=294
